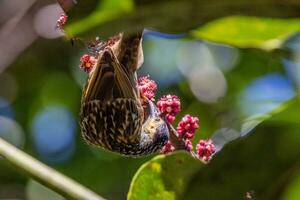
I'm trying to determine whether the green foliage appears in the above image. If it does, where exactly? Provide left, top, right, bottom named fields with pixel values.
left=128, top=152, right=202, bottom=200
left=65, top=0, right=300, bottom=44
left=129, top=123, right=300, bottom=199
left=192, top=16, right=300, bottom=50
left=128, top=48, right=299, bottom=199
left=66, top=0, right=134, bottom=37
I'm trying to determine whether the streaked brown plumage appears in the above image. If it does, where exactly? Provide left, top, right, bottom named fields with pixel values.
left=80, top=32, right=169, bottom=156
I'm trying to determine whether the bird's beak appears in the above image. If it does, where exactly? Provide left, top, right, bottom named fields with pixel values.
left=147, top=100, right=160, bottom=118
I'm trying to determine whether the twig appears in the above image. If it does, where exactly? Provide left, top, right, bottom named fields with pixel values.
left=0, top=138, right=105, bottom=200
left=167, top=124, right=199, bottom=159
left=167, top=124, right=186, bottom=150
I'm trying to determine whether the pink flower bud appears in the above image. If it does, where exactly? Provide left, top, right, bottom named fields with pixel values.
left=80, top=54, right=97, bottom=73
left=196, top=139, right=216, bottom=162
left=165, top=114, right=176, bottom=124
left=184, top=139, right=193, bottom=151
left=157, top=95, right=181, bottom=124
left=176, top=114, right=199, bottom=139
left=138, top=76, right=157, bottom=101
left=56, top=14, right=68, bottom=30
left=160, top=140, right=175, bottom=154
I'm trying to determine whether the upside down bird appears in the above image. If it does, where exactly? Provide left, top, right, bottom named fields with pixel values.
left=80, top=32, right=170, bottom=156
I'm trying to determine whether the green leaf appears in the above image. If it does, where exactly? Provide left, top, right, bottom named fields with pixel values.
left=65, top=0, right=134, bottom=37
left=184, top=126, right=300, bottom=199
left=192, top=16, right=300, bottom=50
left=128, top=123, right=300, bottom=199
left=127, top=152, right=202, bottom=200
left=64, top=0, right=300, bottom=40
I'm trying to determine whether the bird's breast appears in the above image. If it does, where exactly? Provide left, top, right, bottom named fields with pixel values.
left=80, top=98, right=144, bottom=153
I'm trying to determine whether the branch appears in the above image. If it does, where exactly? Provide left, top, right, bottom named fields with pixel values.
left=168, top=124, right=198, bottom=159
left=0, top=138, right=105, bottom=200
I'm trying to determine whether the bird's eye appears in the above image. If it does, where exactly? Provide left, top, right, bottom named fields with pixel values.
left=155, top=118, right=160, bottom=122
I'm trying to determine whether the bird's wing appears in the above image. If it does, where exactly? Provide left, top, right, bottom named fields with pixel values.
left=83, top=47, right=138, bottom=102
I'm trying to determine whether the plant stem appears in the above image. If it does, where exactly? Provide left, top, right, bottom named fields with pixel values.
left=168, top=124, right=202, bottom=161
left=0, top=138, right=105, bottom=200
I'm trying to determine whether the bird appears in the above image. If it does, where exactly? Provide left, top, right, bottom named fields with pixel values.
left=80, top=32, right=170, bottom=156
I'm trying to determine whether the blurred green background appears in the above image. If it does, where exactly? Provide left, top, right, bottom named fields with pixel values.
left=1, top=0, right=300, bottom=199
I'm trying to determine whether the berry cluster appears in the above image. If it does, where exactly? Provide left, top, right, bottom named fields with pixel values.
left=160, top=141, right=175, bottom=154
left=138, top=75, right=216, bottom=162
left=156, top=95, right=181, bottom=124
left=138, top=76, right=157, bottom=101
left=196, top=139, right=216, bottom=162
left=56, top=14, right=68, bottom=30
left=177, top=114, right=199, bottom=139
left=79, top=54, right=97, bottom=73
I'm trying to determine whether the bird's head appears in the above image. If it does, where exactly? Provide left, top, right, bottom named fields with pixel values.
left=141, top=100, right=169, bottom=153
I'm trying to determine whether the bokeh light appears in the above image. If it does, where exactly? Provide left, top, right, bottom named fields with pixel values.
left=283, top=33, right=300, bottom=52
left=144, top=29, right=186, bottom=39
left=0, top=116, right=25, bottom=148
left=239, top=73, right=295, bottom=118
left=0, top=0, right=30, bottom=23
left=33, top=4, right=64, bottom=39
left=189, top=65, right=227, bottom=103
left=176, top=41, right=213, bottom=78
left=188, top=67, right=227, bottom=103
left=282, top=33, right=300, bottom=89
left=211, top=73, right=296, bottom=153
left=211, top=128, right=240, bottom=153
left=40, top=72, right=80, bottom=111
left=0, top=0, right=37, bottom=73
left=26, top=179, right=64, bottom=200
left=140, top=32, right=183, bottom=86
left=176, top=41, right=229, bottom=103
left=283, top=59, right=300, bottom=87
left=31, top=106, right=76, bottom=164
left=176, top=41, right=239, bottom=75
left=0, top=97, right=14, bottom=119
left=205, top=42, right=239, bottom=72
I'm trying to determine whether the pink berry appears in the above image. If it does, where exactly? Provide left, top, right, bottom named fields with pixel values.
left=160, top=140, right=175, bottom=154
left=184, top=139, right=193, bottom=151
left=80, top=54, right=97, bottom=73
left=196, top=139, right=215, bottom=162
left=56, top=14, right=68, bottom=30
left=157, top=95, right=181, bottom=123
left=138, top=76, right=157, bottom=101
left=176, top=114, right=199, bottom=139
left=165, top=114, right=176, bottom=124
